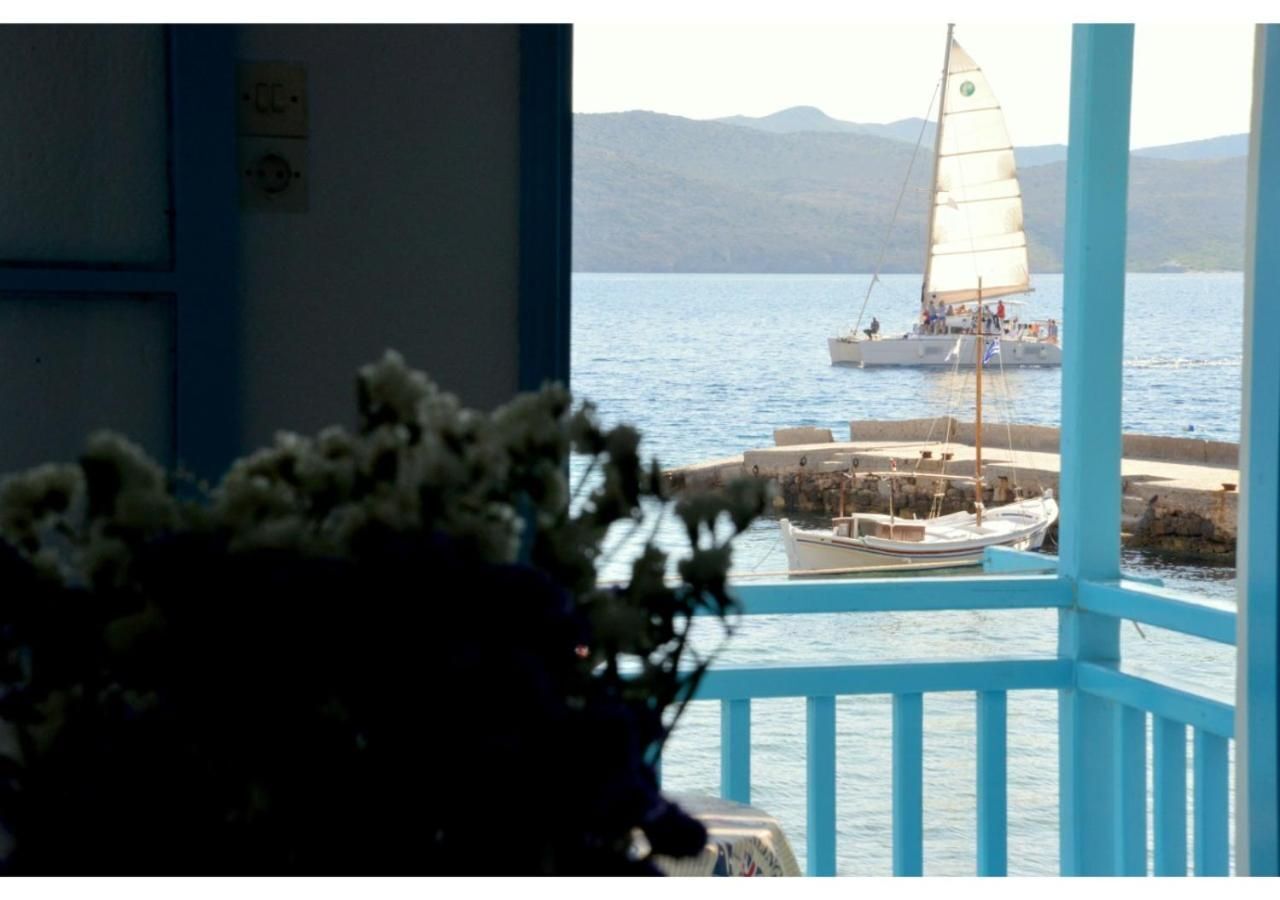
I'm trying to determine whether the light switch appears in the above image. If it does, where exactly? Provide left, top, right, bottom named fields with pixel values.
left=237, top=62, right=307, bottom=138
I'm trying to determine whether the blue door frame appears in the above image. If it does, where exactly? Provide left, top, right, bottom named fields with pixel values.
left=518, top=24, right=572, bottom=393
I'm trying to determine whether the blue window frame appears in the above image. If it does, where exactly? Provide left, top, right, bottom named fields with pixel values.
left=530, top=23, right=1277, bottom=876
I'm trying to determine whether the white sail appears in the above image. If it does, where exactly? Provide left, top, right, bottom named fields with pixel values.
left=925, top=40, right=1030, bottom=305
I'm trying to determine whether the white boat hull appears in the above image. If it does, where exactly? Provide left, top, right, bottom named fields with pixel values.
left=779, top=496, right=1058, bottom=574
left=828, top=334, right=1062, bottom=367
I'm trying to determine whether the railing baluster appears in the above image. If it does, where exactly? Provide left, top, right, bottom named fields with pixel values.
left=893, top=692, right=924, bottom=876
left=1114, top=704, right=1147, bottom=875
left=720, top=698, right=751, bottom=804
left=977, top=691, right=1007, bottom=876
left=806, top=695, right=837, bottom=876
left=1154, top=716, right=1188, bottom=875
left=1193, top=729, right=1229, bottom=876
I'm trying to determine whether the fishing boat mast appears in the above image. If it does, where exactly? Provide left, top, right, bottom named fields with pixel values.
left=975, top=278, right=984, bottom=526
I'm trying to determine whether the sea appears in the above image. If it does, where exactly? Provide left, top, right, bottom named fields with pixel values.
left=571, top=272, right=1242, bottom=875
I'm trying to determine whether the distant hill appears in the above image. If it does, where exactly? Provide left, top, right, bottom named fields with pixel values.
left=1134, top=133, right=1250, bottom=161
left=574, top=110, right=1246, bottom=274
left=714, top=107, right=943, bottom=148
left=712, top=106, right=1246, bottom=168
left=714, top=105, right=869, bottom=134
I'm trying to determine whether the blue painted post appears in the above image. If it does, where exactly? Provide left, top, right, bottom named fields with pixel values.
left=169, top=26, right=242, bottom=481
left=518, top=25, right=572, bottom=392
left=1193, top=730, right=1229, bottom=876
left=893, top=692, right=924, bottom=876
left=1238, top=22, right=1280, bottom=879
left=1056, top=23, right=1134, bottom=877
left=1114, top=705, right=1148, bottom=875
left=721, top=699, right=751, bottom=804
left=977, top=691, right=1008, bottom=876
left=806, top=696, right=837, bottom=876
left=1153, top=717, right=1188, bottom=876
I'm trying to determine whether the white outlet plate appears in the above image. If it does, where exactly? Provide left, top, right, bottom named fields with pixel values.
left=237, top=61, right=307, bottom=138
left=238, top=137, right=308, bottom=212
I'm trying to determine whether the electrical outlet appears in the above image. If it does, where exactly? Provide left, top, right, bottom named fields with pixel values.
left=237, top=62, right=307, bottom=138
left=239, top=137, right=308, bottom=212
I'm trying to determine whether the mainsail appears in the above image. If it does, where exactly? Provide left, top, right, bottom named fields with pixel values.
left=924, top=39, right=1030, bottom=305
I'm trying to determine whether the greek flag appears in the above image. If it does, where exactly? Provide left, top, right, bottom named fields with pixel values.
left=983, top=338, right=1000, bottom=365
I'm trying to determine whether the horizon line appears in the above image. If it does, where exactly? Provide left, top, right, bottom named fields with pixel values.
left=573, top=105, right=1250, bottom=149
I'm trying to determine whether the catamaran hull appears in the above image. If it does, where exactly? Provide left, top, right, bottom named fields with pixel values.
left=779, top=497, right=1058, bottom=574
left=829, top=335, right=1062, bottom=367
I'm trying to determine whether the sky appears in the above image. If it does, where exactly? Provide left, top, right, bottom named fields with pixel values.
left=574, top=23, right=1258, bottom=148
left=15, top=3, right=1261, bottom=148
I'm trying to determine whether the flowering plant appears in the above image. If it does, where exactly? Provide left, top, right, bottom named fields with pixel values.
left=0, top=352, right=766, bottom=874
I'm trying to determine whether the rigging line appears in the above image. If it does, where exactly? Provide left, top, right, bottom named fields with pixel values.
left=993, top=338, right=1024, bottom=493
left=914, top=336, right=967, bottom=478
left=929, top=355, right=970, bottom=515
left=850, top=77, right=941, bottom=338
left=933, top=358, right=970, bottom=518
left=748, top=539, right=781, bottom=573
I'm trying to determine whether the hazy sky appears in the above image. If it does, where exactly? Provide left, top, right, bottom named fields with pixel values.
left=574, top=23, right=1257, bottom=148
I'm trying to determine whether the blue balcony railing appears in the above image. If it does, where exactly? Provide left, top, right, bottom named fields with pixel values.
left=656, top=23, right=1280, bottom=876
left=648, top=23, right=1277, bottom=874
left=676, top=573, right=1235, bottom=876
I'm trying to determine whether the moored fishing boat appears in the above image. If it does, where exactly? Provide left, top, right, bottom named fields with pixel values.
left=780, top=490, right=1056, bottom=573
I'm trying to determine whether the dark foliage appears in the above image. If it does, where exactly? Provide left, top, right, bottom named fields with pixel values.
left=0, top=353, right=769, bottom=874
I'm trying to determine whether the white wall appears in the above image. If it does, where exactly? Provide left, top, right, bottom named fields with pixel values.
left=234, top=25, right=522, bottom=446
left=0, top=25, right=526, bottom=475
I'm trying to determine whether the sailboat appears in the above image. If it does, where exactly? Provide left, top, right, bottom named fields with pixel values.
left=781, top=26, right=1059, bottom=573
left=827, top=27, right=1062, bottom=368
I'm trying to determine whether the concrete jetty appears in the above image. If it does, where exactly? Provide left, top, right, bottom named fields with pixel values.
left=666, top=418, right=1239, bottom=560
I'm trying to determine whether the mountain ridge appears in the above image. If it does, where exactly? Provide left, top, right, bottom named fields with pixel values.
left=574, top=110, right=1246, bottom=274
left=706, top=104, right=1246, bottom=166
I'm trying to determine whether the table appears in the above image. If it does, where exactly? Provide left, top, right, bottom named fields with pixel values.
left=652, top=792, right=802, bottom=877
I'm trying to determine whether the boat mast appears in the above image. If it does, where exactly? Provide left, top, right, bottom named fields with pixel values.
left=921, top=23, right=955, bottom=307
left=975, top=277, right=984, bottom=527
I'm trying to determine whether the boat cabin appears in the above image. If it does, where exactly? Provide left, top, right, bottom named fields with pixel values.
left=833, top=516, right=927, bottom=542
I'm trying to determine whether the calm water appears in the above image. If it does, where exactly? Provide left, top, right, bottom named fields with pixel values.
left=571, top=272, right=1241, bottom=875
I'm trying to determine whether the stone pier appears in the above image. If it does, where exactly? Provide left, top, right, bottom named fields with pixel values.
left=665, top=419, right=1240, bottom=561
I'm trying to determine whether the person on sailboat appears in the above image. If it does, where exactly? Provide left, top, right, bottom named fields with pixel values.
left=864, top=317, right=880, bottom=340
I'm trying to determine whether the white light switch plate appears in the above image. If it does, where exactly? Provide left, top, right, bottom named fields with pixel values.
left=237, top=61, right=307, bottom=138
